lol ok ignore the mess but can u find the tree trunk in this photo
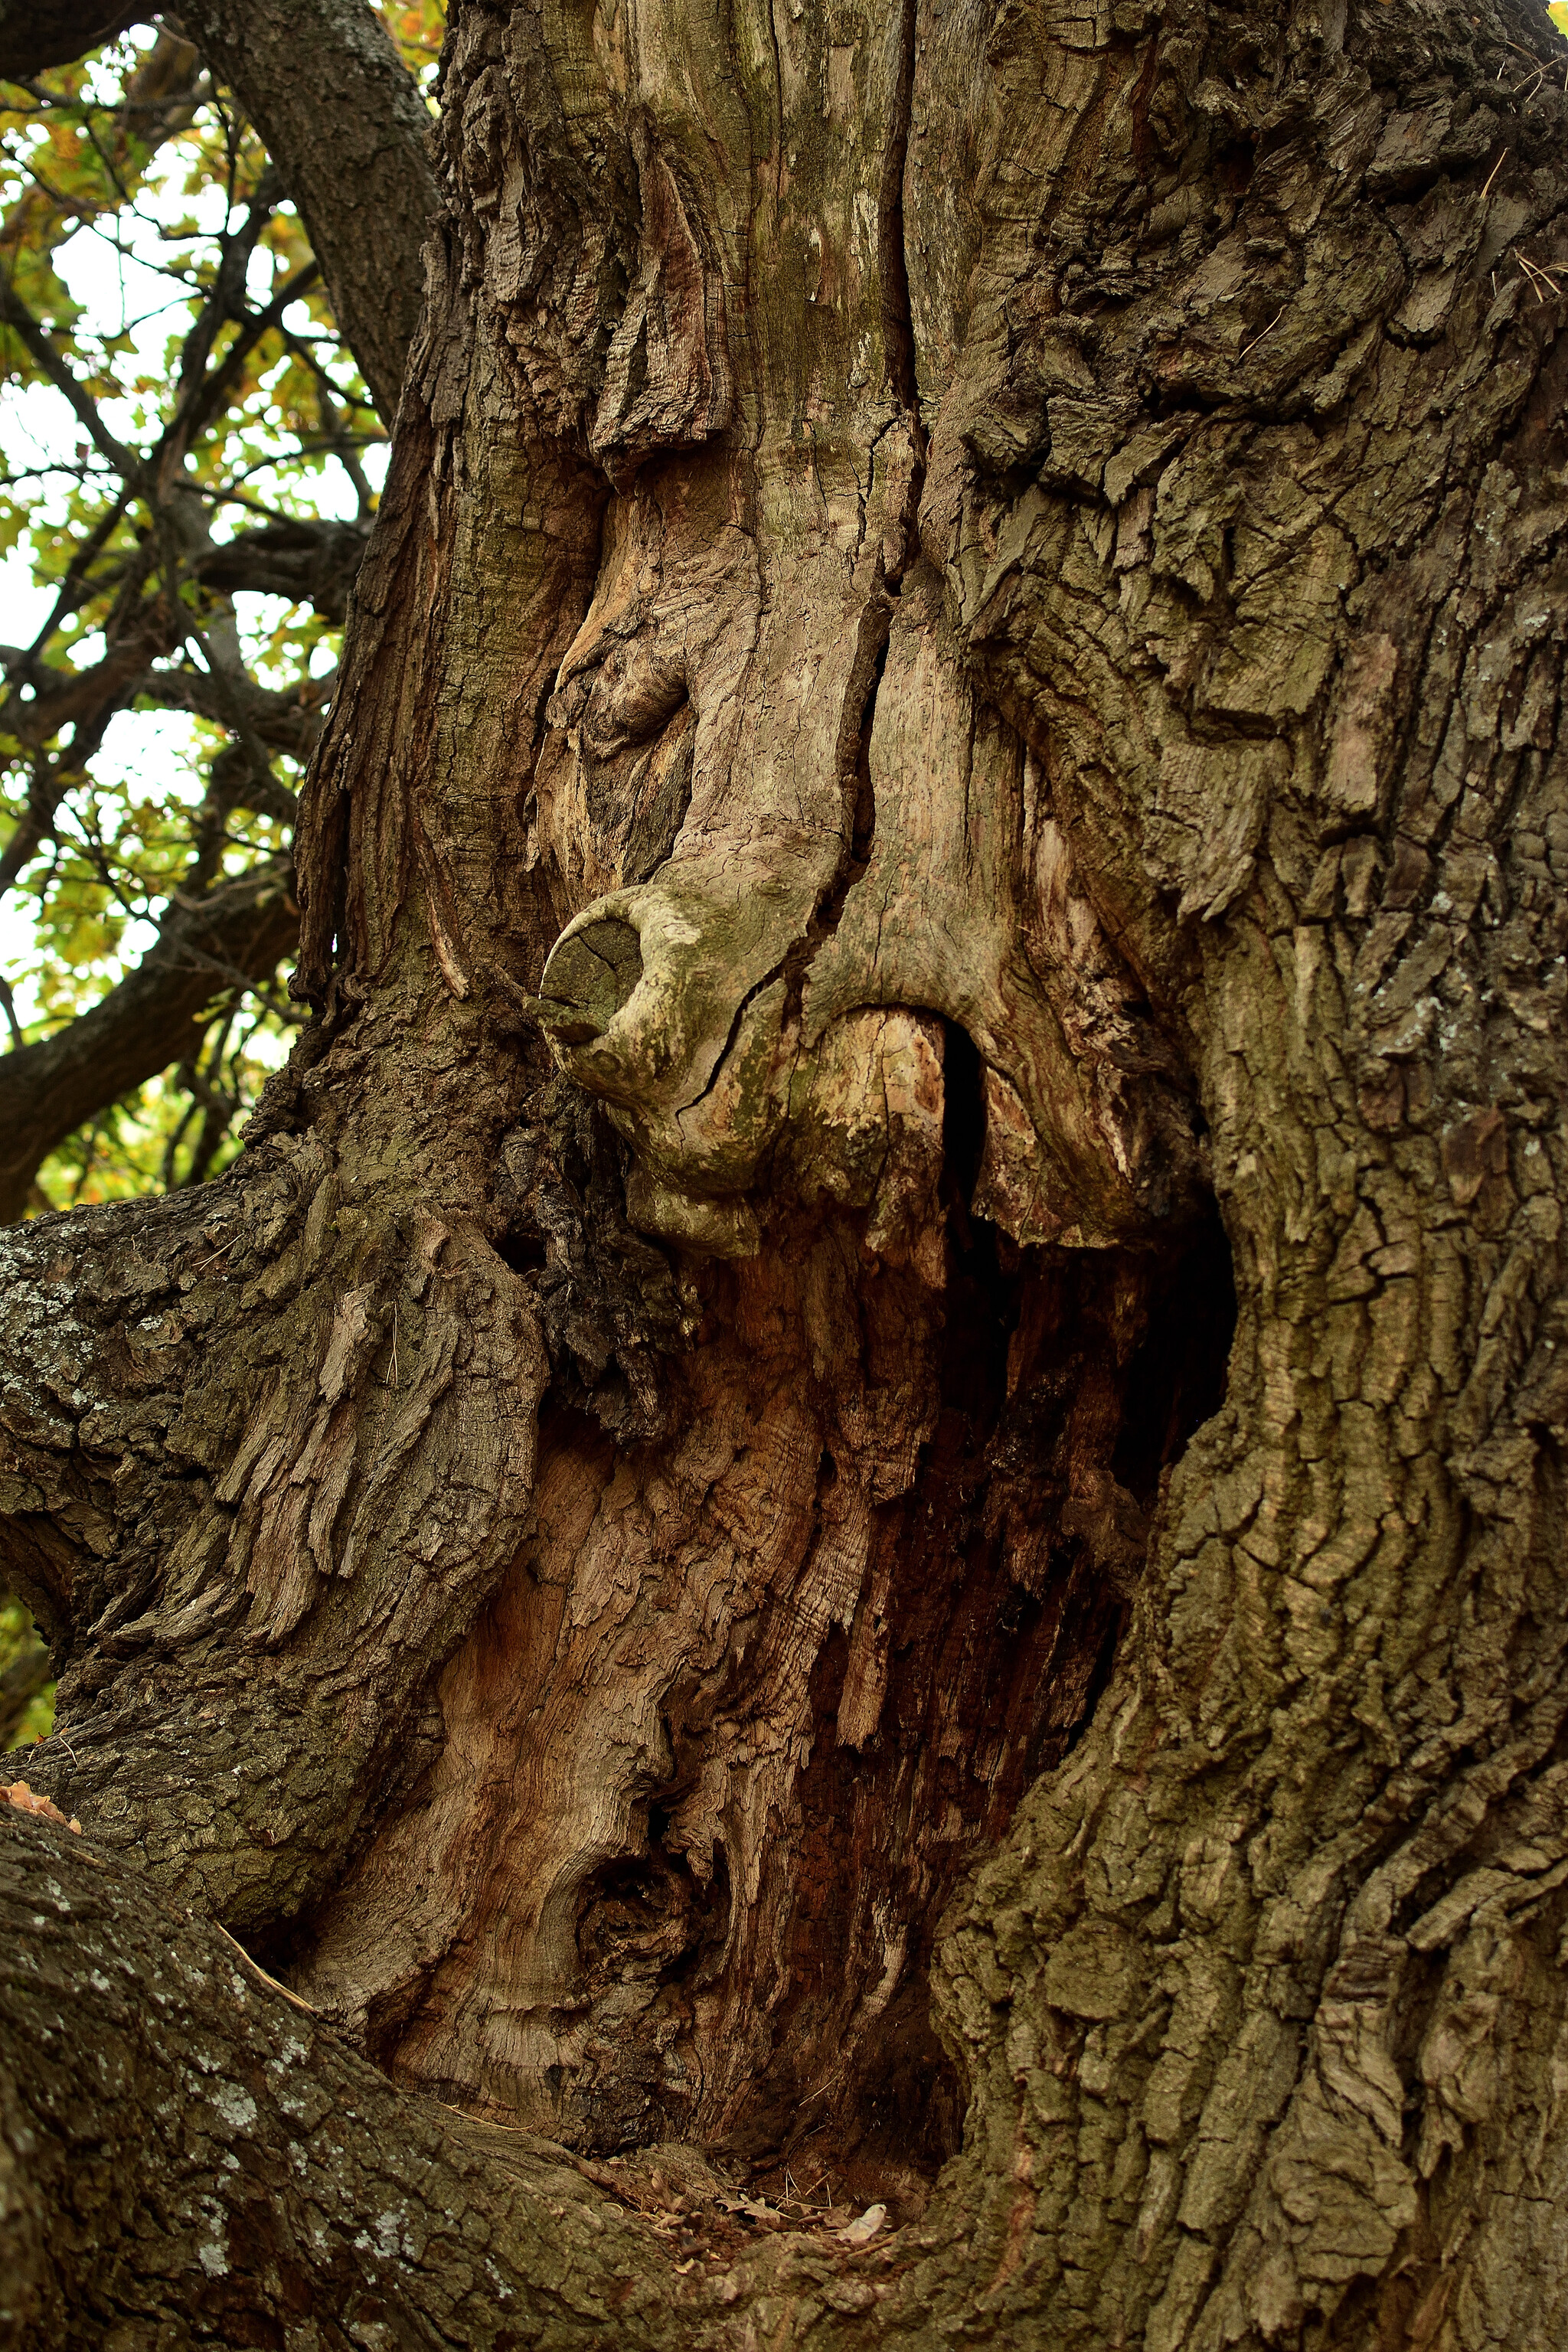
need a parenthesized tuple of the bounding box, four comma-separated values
(6, 1, 1568, 2344)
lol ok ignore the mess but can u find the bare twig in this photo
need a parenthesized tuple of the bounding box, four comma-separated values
(0, 279, 141, 477)
(1237, 306, 1285, 361)
(1514, 247, 1563, 302)
(0, 973, 23, 1052)
(208, 1917, 318, 2014)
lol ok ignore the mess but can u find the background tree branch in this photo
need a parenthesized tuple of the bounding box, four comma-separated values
(0, 861, 298, 1220)
(178, 0, 439, 425)
(1, 20, 411, 1217)
(1, 0, 440, 421)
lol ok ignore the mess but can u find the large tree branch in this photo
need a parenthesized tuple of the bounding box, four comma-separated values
(0, 2, 436, 423)
(1, 1799, 904, 2344)
(176, 0, 438, 424)
(0, 1805, 723, 2349)
(0, 2, 136, 81)
(0, 863, 297, 1223)
(5, 520, 364, 714)
(138, 660, 332, 755)
(194, 517, 369, 624)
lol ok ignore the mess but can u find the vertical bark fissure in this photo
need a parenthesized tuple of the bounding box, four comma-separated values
(667, 0, 937, 1133)
(877, 0, 921, 434)
(669, 555, 897, 1138)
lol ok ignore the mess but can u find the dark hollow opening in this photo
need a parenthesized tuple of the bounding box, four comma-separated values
(942, 1018, 988, 1205)
(1112, 1205, 1236, 1503)
(677, 1194, 1240, 2212)
(287, 1086, 1240, 2227)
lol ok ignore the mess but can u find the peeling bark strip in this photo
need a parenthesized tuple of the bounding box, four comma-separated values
(8, 0, 1568, 2344)
(590, 117, 737, 482)
(0, 1131, 547, 1932)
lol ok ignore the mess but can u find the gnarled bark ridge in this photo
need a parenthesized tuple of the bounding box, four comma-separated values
(5, 1, 1568, 2345)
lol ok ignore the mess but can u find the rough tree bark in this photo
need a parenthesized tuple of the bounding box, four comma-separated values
(5, 0, 1568, 2346)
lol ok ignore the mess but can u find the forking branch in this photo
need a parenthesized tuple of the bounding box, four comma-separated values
(0, 8, 437, 1214)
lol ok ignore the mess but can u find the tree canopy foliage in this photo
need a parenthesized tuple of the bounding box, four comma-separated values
(0, 8, 440, 1220)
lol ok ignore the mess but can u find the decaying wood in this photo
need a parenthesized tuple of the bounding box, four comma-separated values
(6, 0, 1568, 2344)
